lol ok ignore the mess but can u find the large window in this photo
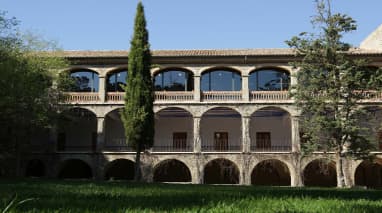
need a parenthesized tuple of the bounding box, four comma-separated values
(107, 70, 127, 92)
(70, 70, 99, 92)
(249, 69, 290, 91)
(201, 70, 241, 91)
(154, 70, 193, 91)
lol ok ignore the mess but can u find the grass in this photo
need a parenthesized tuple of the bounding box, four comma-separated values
(1, 179, 382, 212)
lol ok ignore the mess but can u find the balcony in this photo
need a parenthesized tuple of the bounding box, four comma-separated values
(64, 92, 100, 103)
(62, 90, 382, 104)
(250, 91, 289, 101)
(250, 140, 292, 152)
(202, 91, 242, 102)
(154, 91, 194, 102)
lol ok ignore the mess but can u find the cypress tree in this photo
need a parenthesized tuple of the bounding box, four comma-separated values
(121, 2, 154, 181)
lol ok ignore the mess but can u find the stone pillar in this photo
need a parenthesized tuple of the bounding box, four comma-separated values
(96, 117, 105, 152)
(192, 155, 203, 184)
(194, 75, 201, 102)
(242, 75, 250, 102)
(99, 75, 106, 102)
(241, 116, 251, 153)
(291, 116, 301, 152)
(193, 116, 201, 153)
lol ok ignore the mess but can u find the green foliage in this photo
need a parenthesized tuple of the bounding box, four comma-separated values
(287, 0, 382, 157)
(1, 180, 382, 212)
(286, 0, 382, 187)
(0, 11, 68, 176)
(121, 2, 154, 151)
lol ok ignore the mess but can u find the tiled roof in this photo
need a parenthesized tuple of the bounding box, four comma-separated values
(61, 48, 382, 58)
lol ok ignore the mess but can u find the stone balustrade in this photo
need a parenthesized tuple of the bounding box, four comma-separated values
(63, 90, 382, 104)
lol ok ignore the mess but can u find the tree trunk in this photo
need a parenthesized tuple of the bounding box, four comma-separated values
(336, 152, 346, 188)
(134, 144, 142, 182)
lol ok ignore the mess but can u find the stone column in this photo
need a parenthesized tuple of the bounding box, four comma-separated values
(242, 75, 250, 102)
(194, 75, 201, 102)
(98, 75, 106, 102)
(291, 116, 301, 152)
(193, 116, 201, 153)
(241, 116, 251, 153)
(96, 117, 105, 152)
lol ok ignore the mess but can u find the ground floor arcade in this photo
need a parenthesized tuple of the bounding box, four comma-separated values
(22, 153, 382, 188)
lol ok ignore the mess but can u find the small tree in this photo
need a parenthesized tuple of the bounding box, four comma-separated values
(121, 2, 154, 181)
(0, 11, 68, 176)
(287, 0, 382, 187)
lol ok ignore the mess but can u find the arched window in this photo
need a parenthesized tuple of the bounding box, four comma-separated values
(70, 70, 99, 92)
(201, 70, 241, 91)
(154, 70, 194, 91)
(249, 69, 290, 91)
(107, 70, 127, 92)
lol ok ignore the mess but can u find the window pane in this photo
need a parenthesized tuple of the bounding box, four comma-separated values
(107, 70, 127, 92)
(201, 70, 241, 91)
(70, 71, 99, 92)
(154, 70, 193, 91)
(249, 70, 289, 91)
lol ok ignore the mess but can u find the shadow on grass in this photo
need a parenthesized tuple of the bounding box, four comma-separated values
(0, 179, 382, 212)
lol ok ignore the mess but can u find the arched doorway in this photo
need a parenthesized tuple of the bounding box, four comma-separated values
(251, 159, 291, 186)
(303, 159, 336, 187)
(153, 159, 191, 182)
(104, 159, 135, 180)
(204, 158, 239, 184)
(57, 108, 97, 152)
(25, 159, 45, 177)
(104, 108, 131, 151)
(355, 160, 382, 188)
(58, 159, 92, 179)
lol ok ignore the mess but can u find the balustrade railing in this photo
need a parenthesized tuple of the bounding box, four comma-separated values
(64, 92, 100, 102)
(106, 92, 124, 102)
(154, 91, 194, 102)
(250, 140, 291, 152)
(152, 145, 193, 152)
(250, 91, 289, 101)
(201, 140, 242, 152)
(202, 91, 242, 101)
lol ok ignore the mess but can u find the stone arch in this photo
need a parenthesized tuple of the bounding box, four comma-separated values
(200, 66, 243, 76)
(354, 159, 382, 188)
(154, 107, 193, 152)
(251, 159, 291, 186)
(57, 107, 97, 152)
(204, 158, 240, 184)
(250, 106, 292, 152)
(58, 159, 93, 179)
(303, 158, 336, 187)
(105, 67, 128, 76)
(104, 108, 126, 150)
(153, 67, 195, 77)
(250, 105, 293, 117)
(25, 159, 45, 177)
(201, 106, 242, 118)
(104, 159, 135, 180)
(201, 107, 242, 151)
(153, 159, 192, 182)
(67, 67, 100, 75)
(249, 66, 292, 75)
(155, 106, 193, 116)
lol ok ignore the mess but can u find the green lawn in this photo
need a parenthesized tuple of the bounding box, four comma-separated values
(1, 179, 382, 213)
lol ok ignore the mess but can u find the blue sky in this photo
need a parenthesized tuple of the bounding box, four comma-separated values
(1, 0, 382, 50)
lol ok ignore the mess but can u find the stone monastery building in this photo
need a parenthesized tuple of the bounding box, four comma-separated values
(24, 25, 382, 187)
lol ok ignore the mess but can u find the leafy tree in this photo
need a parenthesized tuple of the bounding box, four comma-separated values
(0, 11, 68, 176)
(121, 2, 154, 181)
(287, 0, 382, 187)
